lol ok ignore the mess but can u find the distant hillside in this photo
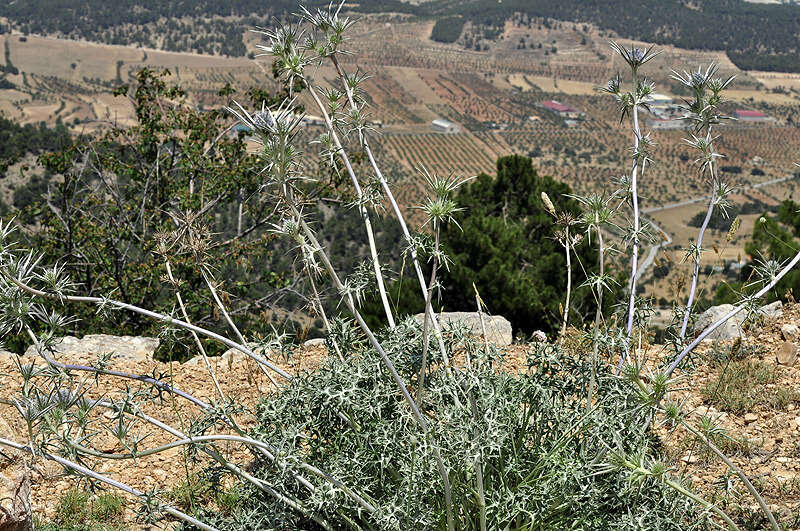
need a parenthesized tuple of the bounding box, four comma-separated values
(3, 0, 800, 72)
(0, 0, 415, 56)
(428, 0, 800, 72)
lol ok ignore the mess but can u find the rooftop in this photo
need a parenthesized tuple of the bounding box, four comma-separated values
(540, 100, 580, 113)
(735, 109, 767, 118)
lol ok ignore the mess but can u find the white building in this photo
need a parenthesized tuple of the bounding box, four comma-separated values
(432, 118, 458, 133)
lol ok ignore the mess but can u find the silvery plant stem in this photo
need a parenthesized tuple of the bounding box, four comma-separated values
(201, 266, 281, 386)
(284, 196, 456, 531)
(4, 271, 292, 380)
(24, 327, 370, 523)
(560, 224, 572, 342)
(23, 326, 216, 412)
(329, 56, 451, 367)
(626, 101, 642, 341)
(0, 437, 220, 531)
(667, 248, 800, 376)
(417, 224, 440, 409)
(679, 175, 717, 340)
(165, 260, 228, 398)
(69, 432, 378, 518)
(586, 229, 604, 415)
(679, 420, 780, 531)
(304, 262, 345, 361)
(363, 134, 452, 366)
(304, 82, 396, 329)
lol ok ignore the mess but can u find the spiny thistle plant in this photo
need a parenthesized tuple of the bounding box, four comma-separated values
(671, 64, 736, 345)
(0, 7, 798, 531)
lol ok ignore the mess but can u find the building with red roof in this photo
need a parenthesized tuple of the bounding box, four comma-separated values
(734, 109, 770, 121)
(538, 100, 584, 119)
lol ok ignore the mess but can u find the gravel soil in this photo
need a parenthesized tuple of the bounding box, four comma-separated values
(3, 306, 800, 528)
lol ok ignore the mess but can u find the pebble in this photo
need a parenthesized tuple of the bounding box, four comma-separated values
(783, 323, 800, 341)
(744, 413, 758, 424)
(777, 341, 798, 366)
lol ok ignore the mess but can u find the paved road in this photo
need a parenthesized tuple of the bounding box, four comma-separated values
(642, 173, 799, 215)
(635, 217, 672, 281)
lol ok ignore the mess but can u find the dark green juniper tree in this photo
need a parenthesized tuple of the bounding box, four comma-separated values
(442, 154, 617, 335)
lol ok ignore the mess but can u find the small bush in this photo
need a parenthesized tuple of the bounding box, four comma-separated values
(36, 489, 127, 531)
(702, 360, 777, 413)
(189, 331, 702, 530)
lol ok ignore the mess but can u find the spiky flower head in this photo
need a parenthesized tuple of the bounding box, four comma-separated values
(542, 192, 556, 217)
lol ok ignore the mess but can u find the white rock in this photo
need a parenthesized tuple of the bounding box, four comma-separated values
(744, 413, 758, 424)
(782, 323, 800, 342)
(183, 343, 273, 369)
(412, 312, 513, 346)
(0, 418, 31, 531)
(23, 335, 159, 363)
(693, 304, 745, 340)
(0, 464, 31, 531)
(760, 300, 784, 320)
(303, 338, 326, 348)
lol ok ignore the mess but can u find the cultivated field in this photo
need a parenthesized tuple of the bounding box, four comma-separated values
(2, 12, 800, 300)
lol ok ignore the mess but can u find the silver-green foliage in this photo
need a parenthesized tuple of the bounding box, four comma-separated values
(199, 327, 703, 530)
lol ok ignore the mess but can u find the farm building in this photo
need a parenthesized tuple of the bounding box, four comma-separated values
(303, 114, 324, 126)
(649, 118, 685, 130)
(432, 118, 459, 133)
(538, 100, 584, 119)
(649, 93, 673, 108)
(734, 109, 770, 122)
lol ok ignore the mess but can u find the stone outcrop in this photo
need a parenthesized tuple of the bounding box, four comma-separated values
(693, 301, 787, 340)
(0, 419, 31, 531)
(693, 304, 745, 340)
(23, 335, 159, 363)
(183, 344, 275, 367)
(781, 323, 799, 342)
(760, 300, 784, 320)
(412, 311, 513, 346)
(777, 341, 798, 366)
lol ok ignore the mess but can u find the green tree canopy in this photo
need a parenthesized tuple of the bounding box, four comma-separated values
(441, 154, 607, 335)
(717, 200, 800, 304)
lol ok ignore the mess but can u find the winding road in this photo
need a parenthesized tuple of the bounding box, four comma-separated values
(635, 172, 800, 281)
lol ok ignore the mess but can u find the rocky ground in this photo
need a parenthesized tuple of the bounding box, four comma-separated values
(1, 305, 800, 529)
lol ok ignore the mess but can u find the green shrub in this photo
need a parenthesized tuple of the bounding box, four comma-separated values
(188, 326, 702, 530)
(35, 489, 127, 531)
(702, 360, 777, 414)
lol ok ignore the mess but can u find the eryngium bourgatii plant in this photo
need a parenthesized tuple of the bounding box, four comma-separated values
(0, 6, 794, 530)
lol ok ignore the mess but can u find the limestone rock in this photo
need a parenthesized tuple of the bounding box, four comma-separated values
(23, 335, 159, 363)
(744, 413, 758, 424)
(693, 304, 745, 340)
(0, 419, 31, 531)
(777, 341, 798, 366)
(183, 343, 272, 368)
(412, 312, 513, 346)
(0, 464, 31, 531)
(782, 323, 800, 341)
(303, 338, 326, 348)
(760, 300, 784, 320)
